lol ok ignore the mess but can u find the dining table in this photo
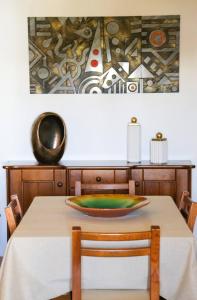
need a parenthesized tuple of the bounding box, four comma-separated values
(0, 195, 197, 300)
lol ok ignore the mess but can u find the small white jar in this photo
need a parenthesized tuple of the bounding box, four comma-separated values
(150, 132, 168, 164)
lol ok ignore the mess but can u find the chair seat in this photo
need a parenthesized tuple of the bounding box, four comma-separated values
(82, 289, 149, 300)
(52, 290, 166, 300)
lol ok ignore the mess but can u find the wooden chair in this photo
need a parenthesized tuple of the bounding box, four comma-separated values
(5, 194, 23, 235)
(179, 191, 197, 232)
(72, 225, 160, 300)
(75, 180, 135, 196)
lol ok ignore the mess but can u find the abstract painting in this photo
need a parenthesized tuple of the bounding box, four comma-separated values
(28, 15, 180, 94)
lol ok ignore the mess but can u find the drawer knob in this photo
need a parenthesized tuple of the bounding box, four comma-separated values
(96, 176, 102, 182)
(57, 181, 63, 187)
(135, 182, 140, 187)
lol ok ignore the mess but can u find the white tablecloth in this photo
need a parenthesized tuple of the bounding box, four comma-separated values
(0, 196, 197, 300)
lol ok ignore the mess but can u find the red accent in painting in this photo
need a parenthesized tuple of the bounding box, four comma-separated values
(149, 30, 166, 47)
(93, 49, 99, 55)
(91, 60, 98, 67)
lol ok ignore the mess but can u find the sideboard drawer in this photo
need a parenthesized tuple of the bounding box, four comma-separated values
(82, 170, 114, 184)
(144, 169, 175, 181)
(68, 169, 129, 194)
(22, 170, 54, 181)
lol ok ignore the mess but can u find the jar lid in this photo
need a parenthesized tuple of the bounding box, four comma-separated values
(152, 132, 167, 141)
(128, 116, 140, 126)
(131, 117, 137, 123)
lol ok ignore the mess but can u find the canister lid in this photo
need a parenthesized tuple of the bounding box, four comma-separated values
(131, 117, 137, 123)
(152, 132, 167, 141)
(128, 116, 140, 126)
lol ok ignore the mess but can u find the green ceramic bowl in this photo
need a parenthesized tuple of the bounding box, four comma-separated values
(66, 194, 150, 217)
(73, 195, 139, 209)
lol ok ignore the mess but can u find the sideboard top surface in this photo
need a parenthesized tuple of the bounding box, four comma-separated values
(3, 160, 195, 169)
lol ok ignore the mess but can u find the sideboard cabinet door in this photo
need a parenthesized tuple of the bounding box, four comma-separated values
(6, 168, 66, 213)
(131, 167, 191, 206)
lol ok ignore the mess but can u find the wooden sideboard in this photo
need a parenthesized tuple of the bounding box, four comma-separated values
(3, 160, 195, 214)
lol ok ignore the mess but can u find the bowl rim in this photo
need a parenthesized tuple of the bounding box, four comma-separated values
(66, 194, 149, 211)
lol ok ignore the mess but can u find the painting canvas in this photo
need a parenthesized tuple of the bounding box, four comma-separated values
(28, 15, 180, 94)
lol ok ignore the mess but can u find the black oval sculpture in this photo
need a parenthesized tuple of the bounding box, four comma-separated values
(31, 112, 66, 164)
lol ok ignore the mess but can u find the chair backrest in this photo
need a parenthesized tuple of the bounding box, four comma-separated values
(5, 194, 23, 235)
(10, 194, 23, 218)
(72, 225, 160, 300)
(75, 180, 135, 196)
(179, 191, 197, 232)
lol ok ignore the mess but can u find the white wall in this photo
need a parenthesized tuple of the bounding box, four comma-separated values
(0, 0, 197, 255)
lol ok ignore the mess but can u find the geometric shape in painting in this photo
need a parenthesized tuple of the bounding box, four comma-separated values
(150, 63, 157, 71)
(85, 20, 103, 74)
(29, 42, 43, 69)
(149, 30, 166, 47)
(131, 49, 138, 57)
(144, 56, 151, 64)
(127, 82, 138, 93)
(78, 76, 102, 94)
(28, 15, 180, 94)
(118, 62, 129, 74)
(156, 68, 163, 76)
(129, 64, 154, 93)
(125, 38, 138, 56)
(106, 21, 120, 35)
(104, 36, 112, 63)
(75, 27, 93, 39)
(101, 67, 124, 90)
(49, 73, 76, 94)
(158, 76, 171, 86)
(128, 64, 154, 79)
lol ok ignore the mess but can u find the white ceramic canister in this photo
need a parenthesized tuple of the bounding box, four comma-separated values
(150, 132, 168, 164)
(127, 117, 141, 162)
